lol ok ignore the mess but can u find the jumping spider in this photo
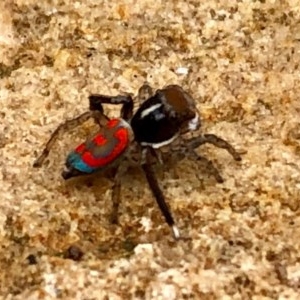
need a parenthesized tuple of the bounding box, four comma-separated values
(33, 83, 241, 240)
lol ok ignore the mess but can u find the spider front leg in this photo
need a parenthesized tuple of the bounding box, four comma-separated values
(33, 110, 105, 167)
(141, 147, 180, 240)
(187, 134, 242, 162)
(89, 94, 133, 121)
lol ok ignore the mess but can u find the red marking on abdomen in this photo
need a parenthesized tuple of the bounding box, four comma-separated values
(81, 127, 130, 168)
(106, 127, 130, 161)
(75, 143, 86, 153)
(107, 118, 120, 128)
(93, 134, 107, 146)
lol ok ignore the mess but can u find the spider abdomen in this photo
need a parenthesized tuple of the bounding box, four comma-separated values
(62, 118, 132, 179)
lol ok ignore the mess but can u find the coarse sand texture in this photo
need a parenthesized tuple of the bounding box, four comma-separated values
(0, 1, 300, 299)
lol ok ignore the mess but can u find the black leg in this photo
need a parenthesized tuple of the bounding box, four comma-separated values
(141, 147, 180, 239)
(187, 134, 242, 161)
(89, 94, 134, 121)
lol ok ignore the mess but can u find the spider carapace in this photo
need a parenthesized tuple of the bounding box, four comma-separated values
(34, 84, 241, 240)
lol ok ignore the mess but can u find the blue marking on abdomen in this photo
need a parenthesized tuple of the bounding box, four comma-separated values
(66, 152, 95, 173)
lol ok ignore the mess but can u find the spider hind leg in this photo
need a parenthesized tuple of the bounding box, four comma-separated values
(33, 111, 98, 168)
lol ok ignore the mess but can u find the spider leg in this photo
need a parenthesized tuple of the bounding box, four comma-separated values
(141, 147, 180, 240)
(110, 174, 121, 224)
(110, 163, 128, 224)
(187, 134, 242, 161)
(89, 94, 133, 121)
(33, 111, 105, 167)
(137, 83, 154, 104)
(149, 147, 164, 165)
(189, 150, 224, 183)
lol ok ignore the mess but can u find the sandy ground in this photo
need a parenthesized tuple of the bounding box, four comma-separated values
(0, 0, 300, 299)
